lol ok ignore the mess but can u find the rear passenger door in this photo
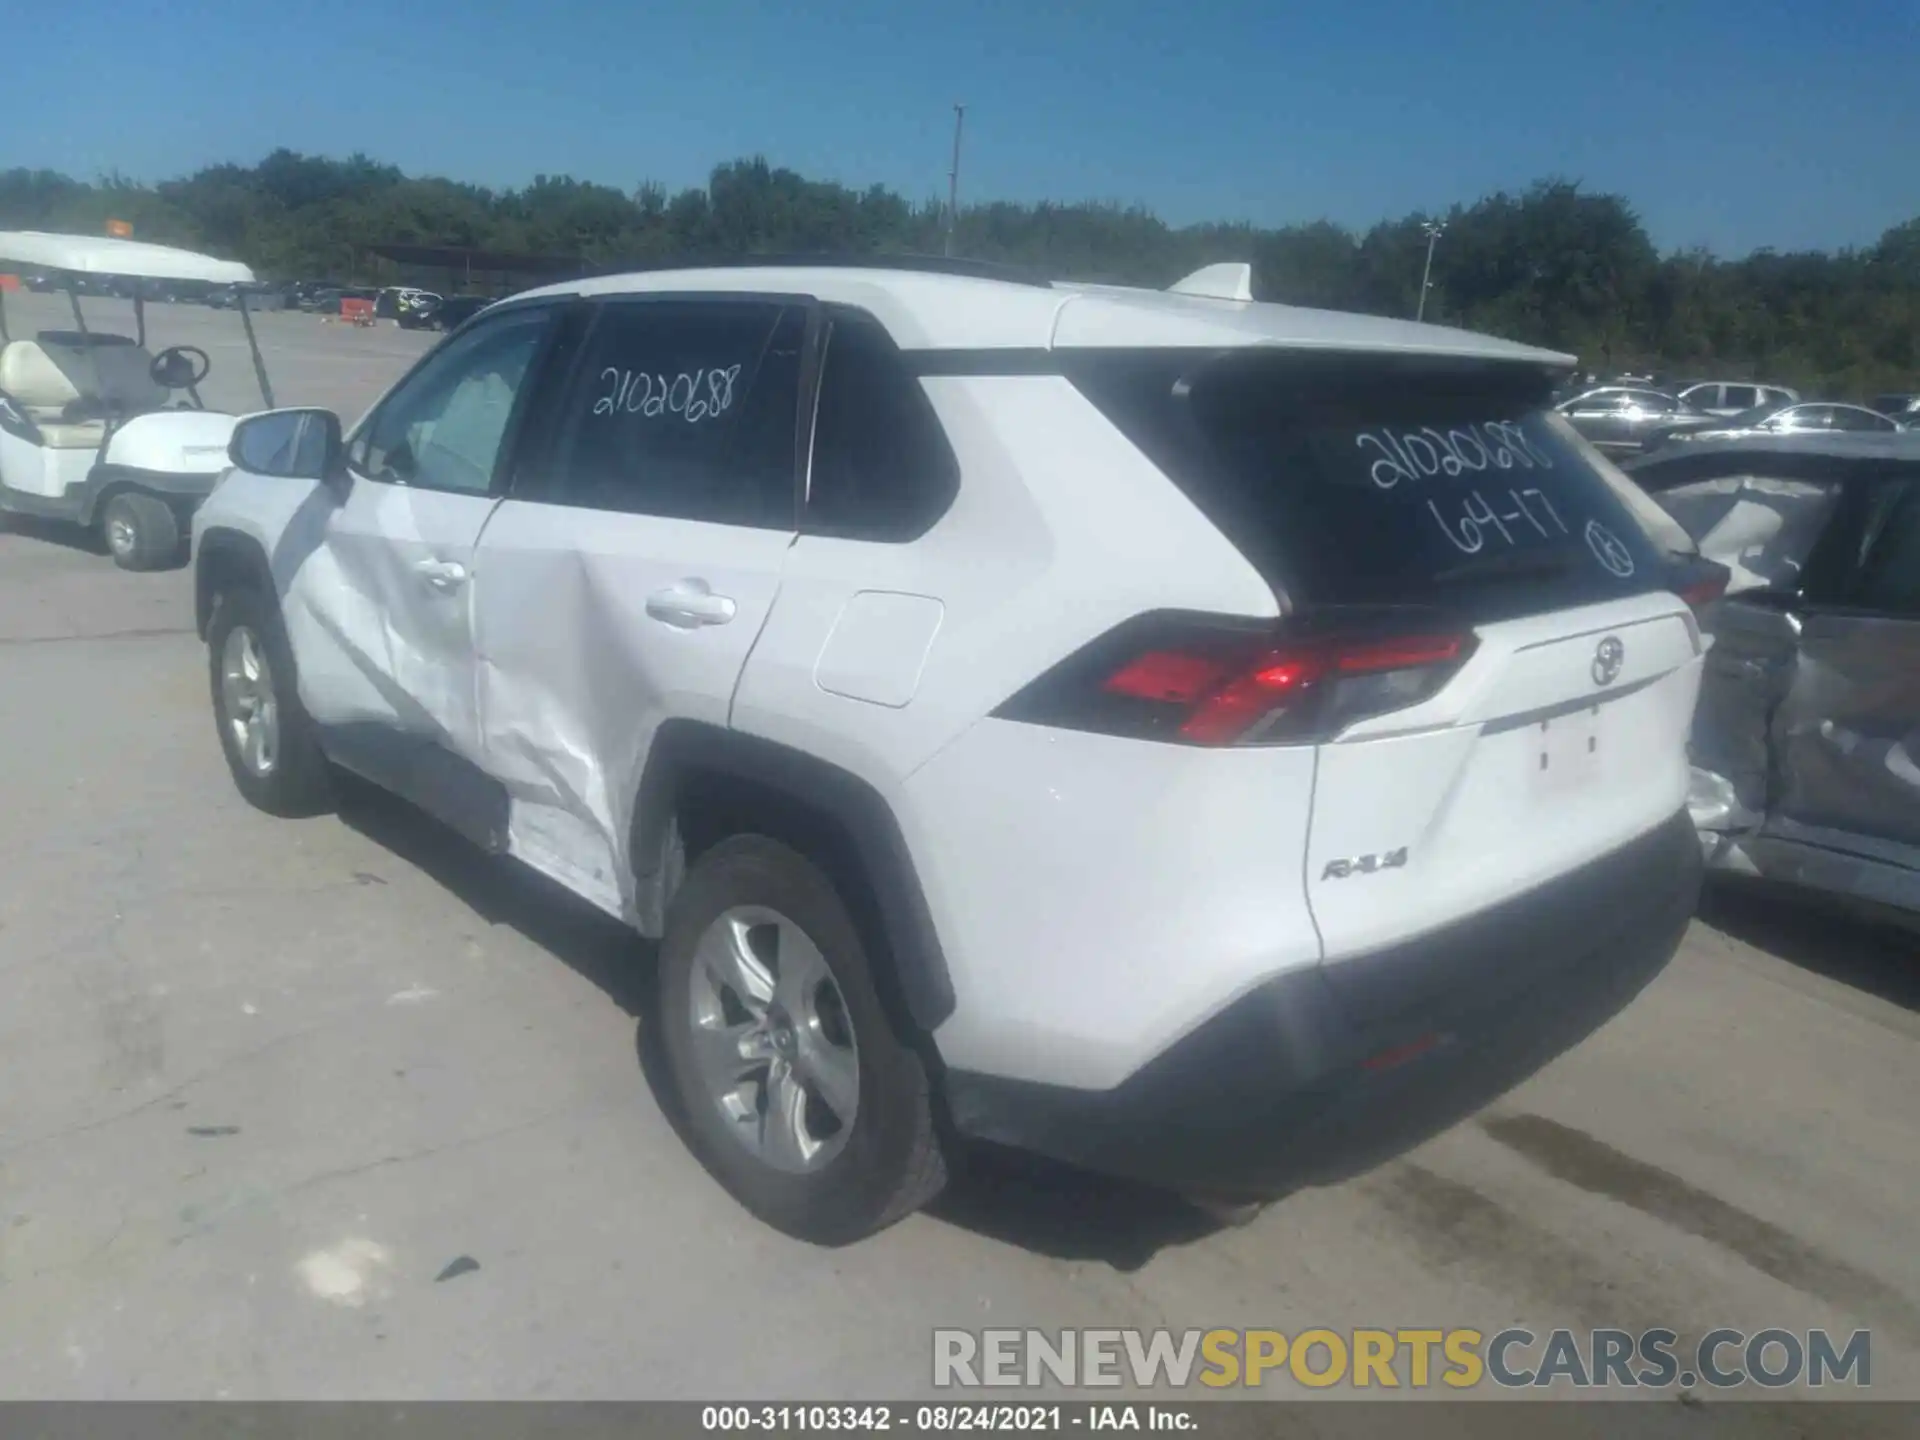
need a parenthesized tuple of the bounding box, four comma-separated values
(470, 297, 810, 916)
(1771, 480, 1920, 875)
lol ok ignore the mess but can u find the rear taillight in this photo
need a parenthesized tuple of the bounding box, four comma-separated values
(1673, 556, 1731, 611)
(994, 615, 1477, 746)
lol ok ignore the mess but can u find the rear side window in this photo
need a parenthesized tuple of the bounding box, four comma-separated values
(1852, 483, 1920, 616)
(549, 300, 804, 528)
(1068, 352, 1669, 619)
(1652, 474, 1842, 596)
(805, 313, 959, 542)
(1723, 385, 1759, 410)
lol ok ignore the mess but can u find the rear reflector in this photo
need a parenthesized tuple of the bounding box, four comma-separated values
(996, 614, 1476, 747)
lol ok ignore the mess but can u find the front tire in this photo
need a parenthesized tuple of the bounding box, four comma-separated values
(100, 491, 180, 571)
(655, 835, 948, 1244)
(206, 585, 333, 817)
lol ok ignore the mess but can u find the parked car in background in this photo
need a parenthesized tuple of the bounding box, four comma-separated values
(1678, 381, 1800, 417)
(424, 294, 493, 330)
(1651, 401, 1904, 449)
(1871, 393, 1920, 422)
(1555, 386, 1720, 454)
(1626, 432, 1920, 929)
(395, 290, 446, 329)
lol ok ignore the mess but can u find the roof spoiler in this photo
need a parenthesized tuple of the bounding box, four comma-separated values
(1168, 262, 1253, 302)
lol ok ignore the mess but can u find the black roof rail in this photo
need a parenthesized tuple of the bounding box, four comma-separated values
(580, 252, 1057, 289)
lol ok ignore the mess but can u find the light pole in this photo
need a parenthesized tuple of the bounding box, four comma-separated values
(944, 103, 966, 258)
(1416, 219, 1445, 322)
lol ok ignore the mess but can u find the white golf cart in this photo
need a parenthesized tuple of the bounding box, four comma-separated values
(0, 231, 278, 569)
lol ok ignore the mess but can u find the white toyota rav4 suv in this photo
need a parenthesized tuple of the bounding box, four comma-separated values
(193, 257, 1710, 1244)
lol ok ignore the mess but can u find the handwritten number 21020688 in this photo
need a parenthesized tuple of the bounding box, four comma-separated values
(593, 364, 743, 424)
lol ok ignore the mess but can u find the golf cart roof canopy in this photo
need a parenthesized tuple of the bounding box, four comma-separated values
(0, 231, 255, 285)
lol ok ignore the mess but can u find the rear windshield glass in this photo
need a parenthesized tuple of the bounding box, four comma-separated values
(1067, 351, 1670, 619)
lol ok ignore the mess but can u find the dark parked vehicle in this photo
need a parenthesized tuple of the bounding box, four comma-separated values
(1651, 400, 1903, 449)
(1625, 433, 1920, 927)
(424, 294, 493, 330)
(1555, 386, 1720, 454)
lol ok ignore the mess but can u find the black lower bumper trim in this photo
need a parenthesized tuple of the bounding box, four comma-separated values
(945, 810, 1702, 1199)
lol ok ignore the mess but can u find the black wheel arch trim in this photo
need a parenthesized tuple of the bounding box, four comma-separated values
(632, 718, 956, 1032)
(194, 526, 276, 640)
(83, 464, 222, 526)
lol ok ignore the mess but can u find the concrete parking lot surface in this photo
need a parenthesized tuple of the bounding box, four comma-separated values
(1, 294, 1917, 1415)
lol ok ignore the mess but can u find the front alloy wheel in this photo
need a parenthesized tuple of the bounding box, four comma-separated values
(219, 623, 280, 777)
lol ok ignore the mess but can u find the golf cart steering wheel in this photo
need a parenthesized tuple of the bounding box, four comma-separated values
(151, 345, 212, 391)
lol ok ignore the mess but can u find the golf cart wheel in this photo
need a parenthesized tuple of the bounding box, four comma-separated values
(100, 492, 180, 571)
(206, 585, 333, 817)
(654, 835, 949, 1245)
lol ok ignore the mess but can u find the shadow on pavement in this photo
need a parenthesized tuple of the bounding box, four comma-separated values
(330, 774, 1238, 1266)
(927, 1145, 1228, 1270)
(331, 772, 653, 1017)
(0, 511, 109, 556)
(1700, 878, 1920, 1013)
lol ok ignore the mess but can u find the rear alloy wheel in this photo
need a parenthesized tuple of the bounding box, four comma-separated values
(655, 836, 947, 1244)
(100, 491, 180, 571)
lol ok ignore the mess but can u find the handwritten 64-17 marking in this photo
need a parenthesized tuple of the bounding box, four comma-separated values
(1427, 486, 1570, 554)
(593, 363, 743, 424)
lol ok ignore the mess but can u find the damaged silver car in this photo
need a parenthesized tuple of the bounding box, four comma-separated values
(1626, 433, 1920, 926)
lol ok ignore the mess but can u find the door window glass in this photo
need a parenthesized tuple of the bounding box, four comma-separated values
(1854, 485, 1920, 616)
(358, 308, 553, 494)
(551, 301, 802, 528)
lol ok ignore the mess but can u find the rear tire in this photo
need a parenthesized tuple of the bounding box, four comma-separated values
(654, 835, 948, 1244)
(101, 491, 180, 571)
(207, 584, 334, 817)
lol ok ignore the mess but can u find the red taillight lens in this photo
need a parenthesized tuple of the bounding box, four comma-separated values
(1671, 555, 1731, 613)
(998, 615, 1475, 747)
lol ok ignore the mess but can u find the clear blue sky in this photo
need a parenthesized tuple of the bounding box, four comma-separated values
(12, 0, 1918, 256)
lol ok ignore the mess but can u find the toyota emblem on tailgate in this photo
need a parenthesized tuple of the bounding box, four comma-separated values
(1591, 636, 1625, 686)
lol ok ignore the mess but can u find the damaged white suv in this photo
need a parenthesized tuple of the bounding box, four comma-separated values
(193, 258, 1709, 1243)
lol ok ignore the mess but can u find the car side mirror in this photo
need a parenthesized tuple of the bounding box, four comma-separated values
(228, 408, 347, 490)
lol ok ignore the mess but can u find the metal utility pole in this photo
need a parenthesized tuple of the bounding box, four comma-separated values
(1416, 219, 1445, 322)
(944, 104, 967, 257)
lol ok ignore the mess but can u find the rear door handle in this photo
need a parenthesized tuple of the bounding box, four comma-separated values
(646, 580, 737, 629)
(415, 558, 468, 592)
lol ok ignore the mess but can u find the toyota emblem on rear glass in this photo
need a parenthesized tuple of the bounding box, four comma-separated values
(1592, 636, 1625, 687)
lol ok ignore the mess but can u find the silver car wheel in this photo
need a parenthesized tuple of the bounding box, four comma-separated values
(219, 625, 280, 777)
(687, 904, 861, 1174)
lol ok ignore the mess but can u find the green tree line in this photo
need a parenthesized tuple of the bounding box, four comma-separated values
(3, 149, 1916, 399)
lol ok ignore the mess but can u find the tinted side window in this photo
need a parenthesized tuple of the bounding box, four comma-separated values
(1853, 484, 1920, 616)
(1829, 407, 1894, 432)
(551, 301, 804, 527)
(356, 308, 553, 494)
(1722, 385, 1759, 410)
(804, 314, 960, 542)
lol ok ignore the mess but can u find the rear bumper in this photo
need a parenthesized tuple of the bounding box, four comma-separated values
(945, 809, 1701, 1199)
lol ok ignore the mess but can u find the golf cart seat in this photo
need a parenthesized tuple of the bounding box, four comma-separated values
(0, 333, 168, 449)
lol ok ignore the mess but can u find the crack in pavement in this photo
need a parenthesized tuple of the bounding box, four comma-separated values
(0, 626, 196, 648)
